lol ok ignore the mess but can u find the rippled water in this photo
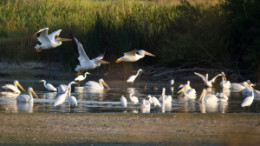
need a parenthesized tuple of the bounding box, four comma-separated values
(0, 80, 259, 113)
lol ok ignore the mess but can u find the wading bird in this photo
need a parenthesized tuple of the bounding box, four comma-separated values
(73, 37, 109, 76)
(67, 84, 77, 107)
(16, 87, 39, 103)
(115, 49, 155, 63)
(39, 80, 57, 92)
(34, 28, 71, 52)
(120, 95, 127, 108)
(127, 69, 143, 85)
(194, 72, 222, 87)
(129, 92, 139, 105)
(54, 81, 78, 106)
(85, 79, 110, 90)
(74, 72, 91, 82)
(2, 80, 26, 94)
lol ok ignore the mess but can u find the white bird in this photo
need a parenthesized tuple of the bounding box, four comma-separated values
(73, 37, 109, 76)
(57, 84, 68, 94)
(34, 28, 71, 52)
(16, 87, 39, 103)
(141, 99, 151, 109)
(39, 80, 57, 92)
(115, 49, 155, 63)
(216, 92, 228, 102)
(129, 92, 139, 105)
(231, 80, 255, 92)
(127, 69, 143, 84)
(160, 88, 172, 103)
(2, 80, 26, 94)
(199, 89, 219, 103)
(74, 72, 91, 82)
(120, 95, 127, 108)
(220, 72, 231, 89)
(147, 95, 161, 107)
(241, 89, 254, 107)
(67, 85, 77, 107)
(177, 85, 196, 100)
(170, 79, 174, 86)
(194, 72, 222, 87)
(85, 79, 110, 90)
(54, 81, 78, 106)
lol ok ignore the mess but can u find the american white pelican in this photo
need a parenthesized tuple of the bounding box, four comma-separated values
(115, 49, 155, 63)
(231, 80, 255, 92)
(220, 72, 231, 89)
(54, 81, 78, 106)
(129, 92, 139, 105)
(57, 84, 68, 94)
(241, 89, 254, 107)
(74, 72, 91, 82)
(73, 37, 109, 76)
(177, 85, 196, 100)
(85, 79, 110, 90)
(147, 95, 161, 107)
(16, 87, 39, 103)
(199, 89, 219, 103)
(34, 28, 71, 52)
(39, 80, 57, 92)
(141, 99, 151, 113)
(216, 92, 228, 102)
(160, 88, 172, 103)
(0, 92, 19, 98)
(2, 80, 26, 94)
(194, 72, 221, 87)
(120, 95, 127, 108)
(126, 69, 143, 84)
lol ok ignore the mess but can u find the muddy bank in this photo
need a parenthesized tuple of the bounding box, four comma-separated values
(0, 113, 259, 145)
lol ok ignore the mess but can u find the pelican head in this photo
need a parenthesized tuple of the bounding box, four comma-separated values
(14, 80, 26, 92)
(57, 37, 72, 42)
(199, 89, 207, 101)
(138, 50, 155, 57)
(99, 79, 110, 89)
(28, 87, 39, 99)
(177, 85, 187, 94)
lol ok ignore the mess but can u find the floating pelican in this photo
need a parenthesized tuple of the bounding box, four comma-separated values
(177, 85, 196, 100)
(177, 81, 192, 98)
(85, 79, 110, 90)
(2, 80, 26, 94)
(141, 99, 151, 113)
(129, 92, 139, 105)
(54, 81, 78, 106)
(74, 72, 91, 82)
(127, 69, 143, 84)
(39, 80, 57, 92)
(199, 89, 218, 103)
(216, 92, 228, 102)
(73, 37, 109, 75)
(241, 89, 254, 107)
(16, 87, 39, 103)
(34, 28, 71, 52)
(160, 88, 172, 104)
(231, 80, 255, 92)
(147, 95, 161, 107)
(220, 72, 231, 89)
(115, 49, 155, 63)
(194, 72, 221, 87)
(120, 95, 127, 108)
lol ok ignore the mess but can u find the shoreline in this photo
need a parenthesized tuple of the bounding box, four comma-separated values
(0, 113, 259, 145)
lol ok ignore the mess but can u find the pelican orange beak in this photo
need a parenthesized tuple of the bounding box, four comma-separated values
(58, 37, 72, 41)
(143, 51, 155, 57)
(16, 82, 26, 92)
(97, 59, 110, 64)
(199, 90, 206, 101)
(177, 86, 187, 94)
(35, 48, 42, 53)
(115, 58, 124, 63)
(101, 80, 110, 89)
(30, 89, 39, 99)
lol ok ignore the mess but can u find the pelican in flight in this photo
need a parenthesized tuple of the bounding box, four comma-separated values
(127, 69, 143, 84)
(199, 89, 219, 103)
(16, 87, 39, 103)
(54, 81, 78, 106)
(85, 79, 110, 90)
(73, 37, 109, 76)
(115, 49, 155, 63)
(220, 72, 231, 89)
(74, 72, 91, 82)
(39, 80, 57, 92)
(120, 95, 127, 108)
(194, 72, 222, 87)
(241, 88, 254, 107)
(2, 80, 26, 94)
(177, 85, 196, 100)
(34, 28, 71, 52)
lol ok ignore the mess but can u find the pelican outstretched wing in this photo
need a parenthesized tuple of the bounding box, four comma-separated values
(34, 28, 50, 43)
(124, 49, 138, 56)
(194, 72, 206, 82)
(209, 74, 222, 83)
(48, 29, 62, 41)
(73, 37, 91, 65)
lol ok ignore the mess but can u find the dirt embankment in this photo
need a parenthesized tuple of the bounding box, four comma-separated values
(0, 113, 259, 145)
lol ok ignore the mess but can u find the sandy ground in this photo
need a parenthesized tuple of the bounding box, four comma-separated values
(0, 113, 259, 145)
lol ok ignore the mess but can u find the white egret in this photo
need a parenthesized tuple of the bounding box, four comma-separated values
(199, 89, 219, 103)
(2, 80, 26, 94)
(74, 72, 91, 82)
(194, 72, 222, 87)
(34, 28, 71, 52)
(67, 85, 77, 107)
(85, 79, 110, 90)
(115, 49, 155, 63)
(129, 92, 139, 105)
(73, 37, 109, 76)
(241, 89, 254, 107)
(126, 69, 143, 84)
(220, 72, 231, 89)
(147, 95, 161, 107)
(16, 87, 39, 103)
(39, 80, 57, 92)
(120, 95, 127, 108)
(177, 85, 196, 100)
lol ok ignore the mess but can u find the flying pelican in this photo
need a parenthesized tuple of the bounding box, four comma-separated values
(34, 28, 72, 52)
(147, 95, 161, 107)
(16, 87, 39, 103)
(85, 79, 110, 90)
(74, 72, 91, 82)
(54, 81, 78, 106)
(120, 95, 127, 108)
(220, 72, 231, 89)
(241, 89, 254, 107)
(73, 37, 109, 76)
(2, 80, 26, 94)
(129, 92, 139, 105)
(177, 85, 196, 100)
(127, 69, 143, 84)
(115, 49, 155, 63)
(194, 72, 222, 87)
(199, 89, 219, 103)
(39, 80, 57, 92)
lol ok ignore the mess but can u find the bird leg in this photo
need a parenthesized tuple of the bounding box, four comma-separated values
(76, 70, 84, 76)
